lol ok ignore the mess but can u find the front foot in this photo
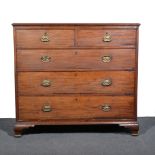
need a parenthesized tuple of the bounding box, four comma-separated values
(14, 123, 34, 137)
(119, 123, 139, 136)
(130, 124, 139, 136)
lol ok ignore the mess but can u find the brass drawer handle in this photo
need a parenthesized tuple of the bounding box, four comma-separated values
(101, 105, 111, 112)
(101, 79, 112, 86)
(41, 80, 51, 87)
(41, 32, 50, 42)
(103, 32, 112, 42)
(41, 56, 51, 62)
(42, 105, 52, 112)
(102, 56, 112, 63)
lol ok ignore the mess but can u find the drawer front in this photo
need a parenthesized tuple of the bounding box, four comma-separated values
(77, 29, 136, 48)
(18, 71, 134, 95)
(16, 30, 74, 48)
(18, 96, 135, 121)
(17, 49, 135, 71)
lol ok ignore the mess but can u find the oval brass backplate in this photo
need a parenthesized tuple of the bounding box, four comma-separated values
(101, 79, 112, 86)
(101, 105, 111, 112)
(41, 56, 51, 62)
(102, 56, 112, 63)
(41, 80, 51, 87)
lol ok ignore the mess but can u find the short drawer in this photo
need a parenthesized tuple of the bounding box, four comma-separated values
(17, 71, 134, 95)
(17, 49, 135, 71)
(18, 96, 135, 121)
(77, 29, 136, 48)
(16, 30, 74, 48)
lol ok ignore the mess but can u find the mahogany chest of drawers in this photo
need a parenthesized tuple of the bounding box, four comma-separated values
(13, 23, 140, 137)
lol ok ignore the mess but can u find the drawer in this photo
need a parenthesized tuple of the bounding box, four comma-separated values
(17, 49, 135, 71)
(18, 96, 135, 121)
(16, 30, 74, 48)
(18, 71, 134, 95)
(77, 29, 136, 48)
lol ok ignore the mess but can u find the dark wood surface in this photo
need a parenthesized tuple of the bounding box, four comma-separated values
(13, 23, 139, 137)
(18, 96, 134, 120)
(17, 49, 135, 71)
(16, 30, 74, 48)
(12, 23, 140, 26)
(77, 29, 136, 48)
(17, 71, 134, 95)
(16, 29, 136, 49)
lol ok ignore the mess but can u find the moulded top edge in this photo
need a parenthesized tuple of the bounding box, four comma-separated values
(12, 23, 140, 26)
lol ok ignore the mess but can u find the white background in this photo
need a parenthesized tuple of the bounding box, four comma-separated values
(0, 0, 154, 118)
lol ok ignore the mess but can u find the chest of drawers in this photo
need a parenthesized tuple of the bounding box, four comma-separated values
(13, 23, 140, 137)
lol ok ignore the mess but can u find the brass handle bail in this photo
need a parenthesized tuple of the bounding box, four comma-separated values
(42, 105, 52, 112)
(101, 105, 111, 112)
(41, 56, 51, 62)
(41, 80, 51, 87)
(101, 79, 112, 86)
(103, 32, 112, 42)
(41, 32, 50, 42)
(102, 55, 112, 63)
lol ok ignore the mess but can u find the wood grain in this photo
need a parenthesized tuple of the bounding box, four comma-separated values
(17, 71, 134, 95)
(13, 23, 139, 136)
(16, 30, 74, 48)
(77, 29, 136, 48)
(18, 96, 135, 121)
(17, 49, 136, 71)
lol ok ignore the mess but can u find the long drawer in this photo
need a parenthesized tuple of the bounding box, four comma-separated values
(18, 96, 135, 121)
(17, 71, 134, 95)
(17, 49, 135, 71)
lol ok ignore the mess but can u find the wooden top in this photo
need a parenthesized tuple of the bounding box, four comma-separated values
(12, 23, 140, 26)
